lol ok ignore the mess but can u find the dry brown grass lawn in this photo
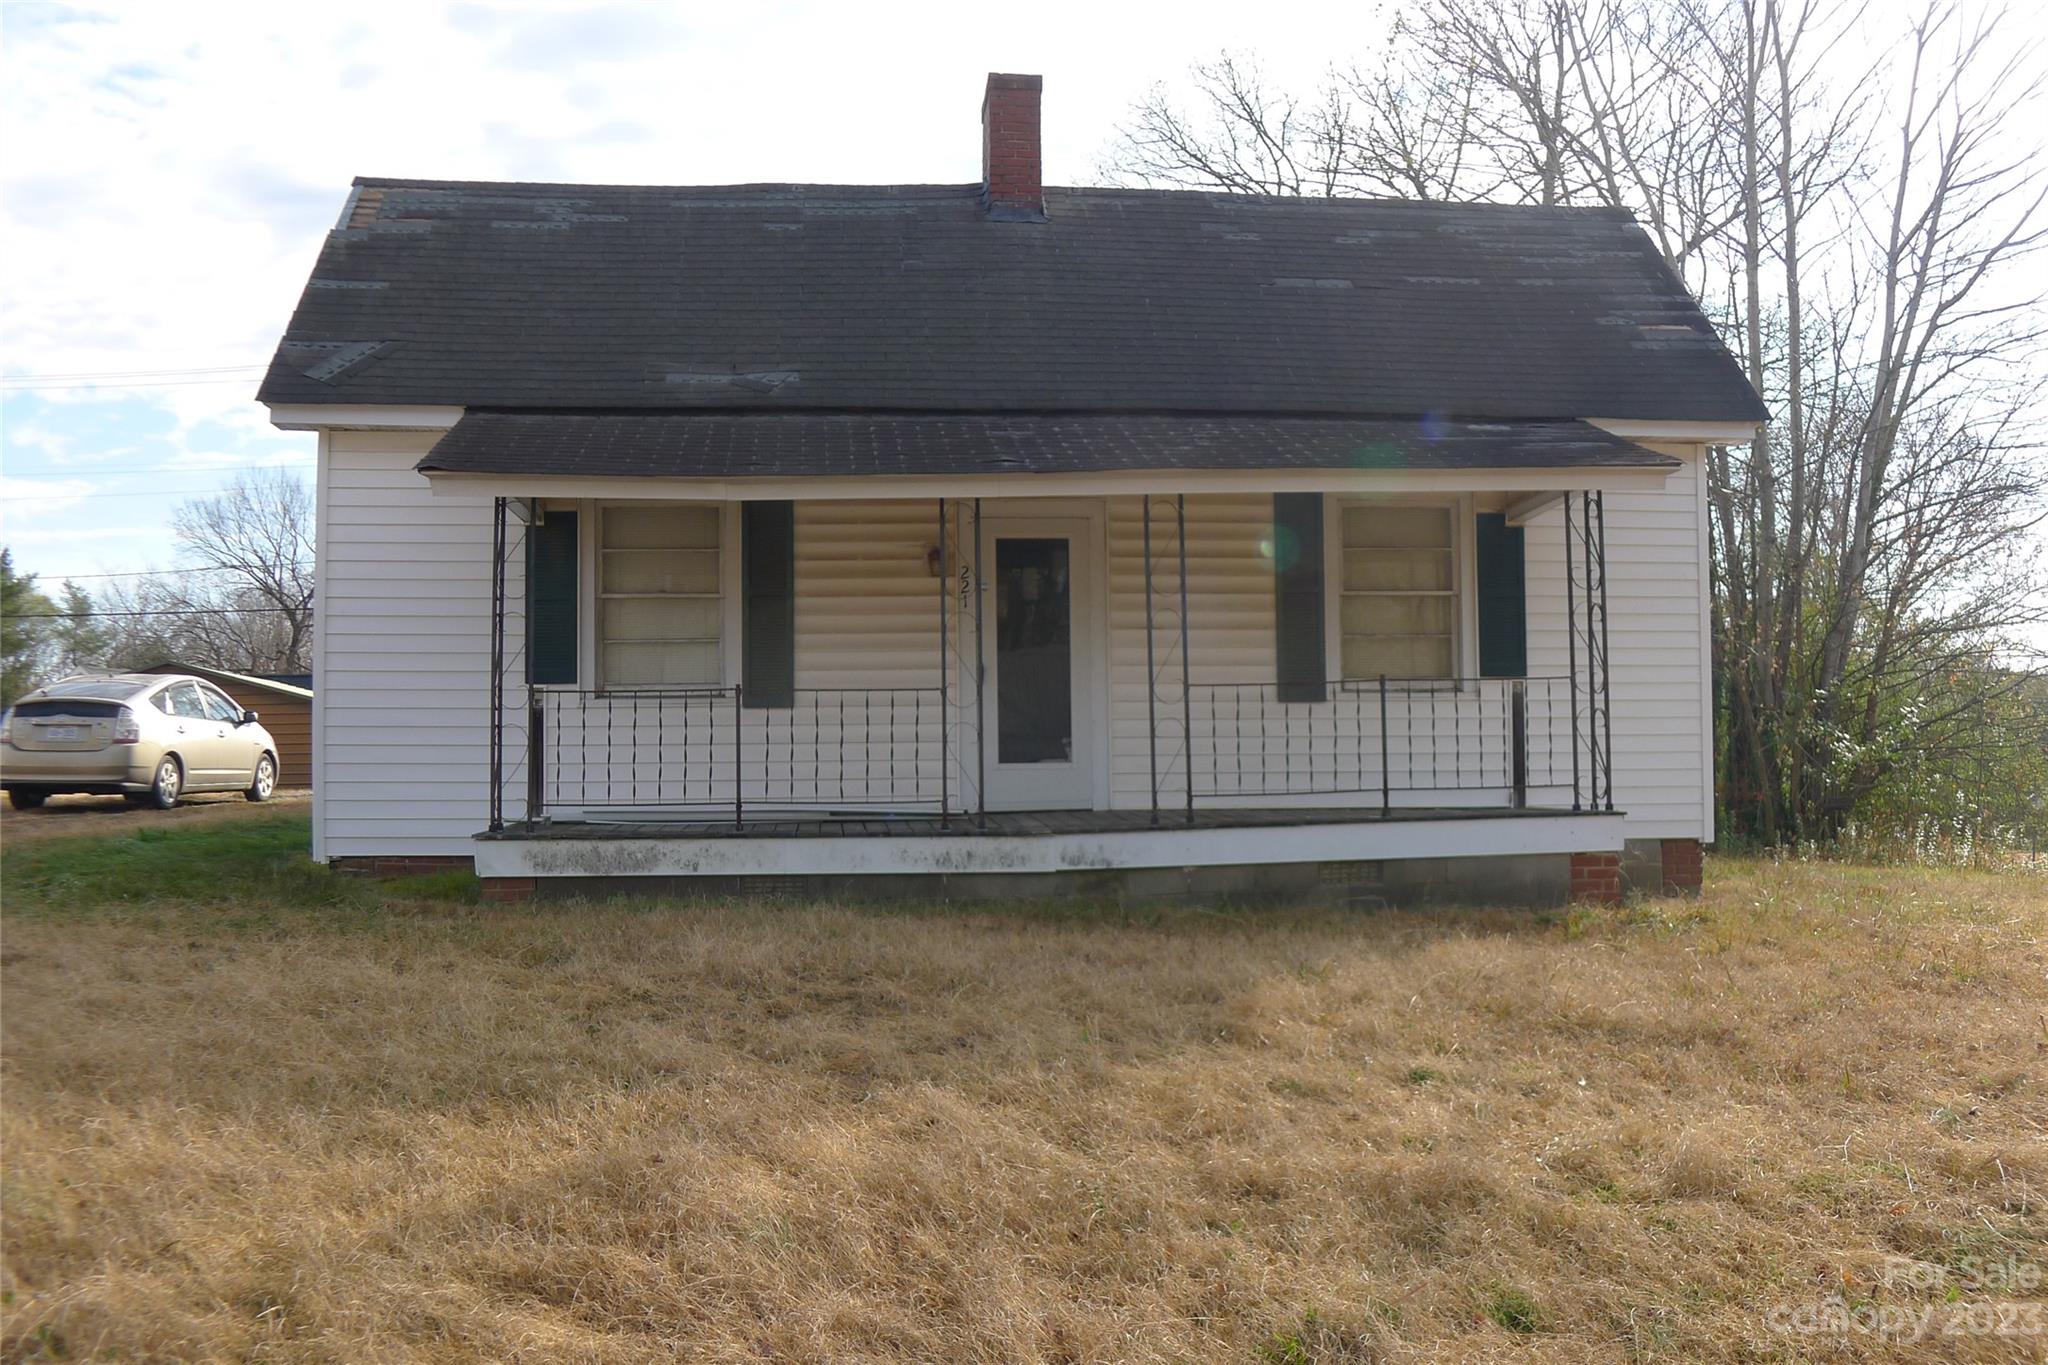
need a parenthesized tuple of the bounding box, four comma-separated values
(2, 817, 2044, 1362)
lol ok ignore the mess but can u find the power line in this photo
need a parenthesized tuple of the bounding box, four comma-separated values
(1, 363, 266, 383)
(5, 605, 300, 621)
(0, 461, 311, 480)
(2, 377, 268, 392)
(3, 486, 277, 504)
(16, 564, 314, 583)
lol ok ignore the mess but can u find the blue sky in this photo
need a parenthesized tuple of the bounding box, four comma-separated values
(1, 0, 1345, 588)
(1, 0, 2042, 654)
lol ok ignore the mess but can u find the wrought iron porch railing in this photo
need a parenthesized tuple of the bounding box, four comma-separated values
(514, 676, 1574, 829)
(1186, 675, 1569, 807)
(526, 686, 947, 825)
(486, 493, 1619, 833)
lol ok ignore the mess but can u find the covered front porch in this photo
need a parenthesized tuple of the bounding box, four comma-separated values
(472, 491, 1627, 826)
(417, 410, 1658, 894)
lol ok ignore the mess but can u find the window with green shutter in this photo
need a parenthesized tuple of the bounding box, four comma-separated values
(1475, 512, 1527, 678)
(741, 501, 795, 708)
(1273, 493, 1327, 703)
(525, 510, 578, 686)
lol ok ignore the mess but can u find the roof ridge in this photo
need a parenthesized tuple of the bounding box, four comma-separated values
(463, 405, 1604, 423)
(343, 175, 1633, 217)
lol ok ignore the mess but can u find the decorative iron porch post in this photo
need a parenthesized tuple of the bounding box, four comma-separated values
(973, 497, 987, 832)
(937, 497, 949, 829)
(1143, 495, 1160, 825)
(487, 495, 508, 833)
(1586, 490, 1614, 812)
(1178, 494, 1194, 828)
(1564, 494, 1582, 812)
(526, 690, 543, 827)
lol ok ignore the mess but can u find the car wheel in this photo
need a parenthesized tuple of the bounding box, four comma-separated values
(7, 789, 47, 811)
(147, 756, 183, 810)
(246, 754, 276, 803)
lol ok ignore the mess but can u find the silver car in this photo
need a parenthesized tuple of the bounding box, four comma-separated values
(0, 673, 281, 810)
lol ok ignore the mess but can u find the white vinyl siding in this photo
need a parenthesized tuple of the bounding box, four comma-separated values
(1524, 453, 1712, 839)
(1337, 502, 1457, 679)
(313, 469, 1712, 861)
(598, 503, 721, 688)
(316, 429, 514, 859)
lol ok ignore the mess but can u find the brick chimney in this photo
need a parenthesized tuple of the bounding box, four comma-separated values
(981, 72, 1045, 221)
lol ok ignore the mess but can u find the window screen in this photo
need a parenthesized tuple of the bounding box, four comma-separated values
(1339, 504, 1457, 679)
(599, 505, 722, 687)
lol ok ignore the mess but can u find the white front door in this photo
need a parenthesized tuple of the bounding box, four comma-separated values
(979, 516, 1097, 810)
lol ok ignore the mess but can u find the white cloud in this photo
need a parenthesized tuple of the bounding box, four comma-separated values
(0, 523, 159, 547)
(0, 417, 74, 461)
(1, 0, 2040, 667)
(0, 473, 101, 517)
(157, 443, 313, 475)
(0, 0, 1326, 587)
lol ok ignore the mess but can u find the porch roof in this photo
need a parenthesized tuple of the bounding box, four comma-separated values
(417, 411, 1680, 481)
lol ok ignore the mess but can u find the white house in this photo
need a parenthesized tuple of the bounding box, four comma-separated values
(262, 74, 1760, 904)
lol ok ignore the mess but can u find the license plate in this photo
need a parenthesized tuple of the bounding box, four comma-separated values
(40, 725, 80, 741)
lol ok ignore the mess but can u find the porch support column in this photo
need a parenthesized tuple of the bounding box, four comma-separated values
(1178, 494, 1194, 827)
(488, 495, 508, 833)
(1577, 490, 1610, 812)
(937, 497, 949, 829)
(974, 497, 987, 831)
(1143, 495, 1160, 825)
(1591, 491, 1614, 812)
(1583, 491, 1596, 810)
(1564, 494, 1582, 811)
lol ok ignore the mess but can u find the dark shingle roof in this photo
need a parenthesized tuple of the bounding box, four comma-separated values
(419, 412, 1679, 479)
(261, 179, 1765, 423)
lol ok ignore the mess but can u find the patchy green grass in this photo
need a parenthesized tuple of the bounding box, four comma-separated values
(1, 812, 475, 925)
(1483, 1281, 1548, 1335)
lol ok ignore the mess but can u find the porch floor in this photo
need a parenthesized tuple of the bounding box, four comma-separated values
(484, 804, 1594, 841)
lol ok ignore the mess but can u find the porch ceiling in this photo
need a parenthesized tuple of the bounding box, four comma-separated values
(417, 412, 1680, 482)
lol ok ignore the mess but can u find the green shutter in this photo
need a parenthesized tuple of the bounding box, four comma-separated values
(742, 501, 795, 708)
(525, 510, 578, 686)
(1476, 513, 1527, 678)
(1273, 493, 1327, 703)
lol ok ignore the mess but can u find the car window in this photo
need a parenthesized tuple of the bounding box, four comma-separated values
(167, 683, 210, 720)
(42, 678, 149, 699)
(200, 687, 243, 723)
(151, 687, 176, 714)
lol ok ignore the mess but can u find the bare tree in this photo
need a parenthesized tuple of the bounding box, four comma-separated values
(1106, 0, 2048, 844)
(1112, 55, 1340, 196)
(1800, 2, 2048, 823)
(167, 469, 316, 674)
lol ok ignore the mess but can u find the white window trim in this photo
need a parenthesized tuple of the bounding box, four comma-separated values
(1324, 494, 1477, 685)
(574, 499, 740, 694)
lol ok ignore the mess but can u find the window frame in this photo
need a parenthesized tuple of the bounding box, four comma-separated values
(162, 681, 210, 720)
(585, 499, 741, 694)
(197, 684, 244, 723)
(1324, 495, 1477, 686)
